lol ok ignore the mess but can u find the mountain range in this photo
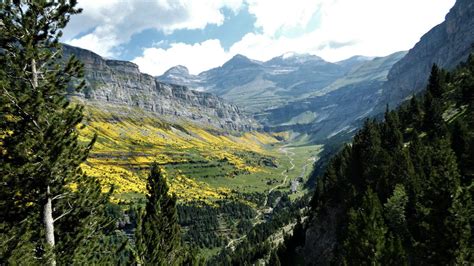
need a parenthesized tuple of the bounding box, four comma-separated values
(157, 50, 407, 141)
(156, 0, 474, 143)
(158, 52, 373, 114)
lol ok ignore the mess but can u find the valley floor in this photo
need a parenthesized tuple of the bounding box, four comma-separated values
(77, 102, 322, 257)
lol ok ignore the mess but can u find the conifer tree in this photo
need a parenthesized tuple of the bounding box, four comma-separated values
(408, 95, 423, 128)
(427, 64, 443, 98)
(411, 139, 466, 264)
(343, 188, 388, 264)
(0, 1, 122, 264)
(383, 233, 408, 265)
(451, 120, 470, 181)
(383, 184, 409, 239)
(351, 120, 383, 190)
(136, 163, 182, 265)
(381, 108, 403, 152)
(423, 91, 446, 137)
(459, 54, 474, 106)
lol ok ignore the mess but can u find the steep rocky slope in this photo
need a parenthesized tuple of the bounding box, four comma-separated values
(379, 0, 474, 108)
(261, 51, 407, 141)
(63, 44, 258, 131)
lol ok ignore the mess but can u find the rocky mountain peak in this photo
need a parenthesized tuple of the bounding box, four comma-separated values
(163, 65, 190, 76)
(222, 54, 260, 69)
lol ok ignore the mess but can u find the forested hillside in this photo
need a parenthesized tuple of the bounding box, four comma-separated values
(287, 56, 474, 264)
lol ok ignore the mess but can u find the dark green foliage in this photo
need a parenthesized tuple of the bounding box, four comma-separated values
(135, 163, 183, 265)
(269, 249, 281, 266)
(427, 64, 444, 98)
(409, 138, 466, 264)
(343, 188, 387, 264)
(177, 200, 255, 249)
(276, 216, 306, 265)
(55, 177, 131, 265)
(381, 108, 403, 152)
(383, 184, 408, 238)
(423, 92, 447, 137)
(301, 57, 474, 265)
(209, 194, 310, 265)
(451, 120, 473, 182)
(400, 95, 423, 129)
(0, 1, 125, 264)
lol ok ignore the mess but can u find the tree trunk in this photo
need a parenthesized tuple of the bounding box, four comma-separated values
(32, 58, 38, 89)
(44, 186, 56, 266)
(33, 58, 56, 265)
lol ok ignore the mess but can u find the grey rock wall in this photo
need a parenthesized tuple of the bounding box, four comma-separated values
(380, 0, 474, 107)
(63, 44, 258, 131)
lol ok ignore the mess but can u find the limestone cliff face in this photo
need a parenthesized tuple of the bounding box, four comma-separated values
(63, 44, 258, 131)
(381, 0, 474, 107)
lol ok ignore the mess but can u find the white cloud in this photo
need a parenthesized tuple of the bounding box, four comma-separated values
(311, 0, 456, 61)
(245, 0, 324, 36)
(231, 0, 456, 62)
(132, 39, 232, 76)
(67, 0, 456, 74)
(64, 0, 243, 57)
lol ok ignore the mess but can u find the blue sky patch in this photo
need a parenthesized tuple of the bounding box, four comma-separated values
(119, 6, 257, 61)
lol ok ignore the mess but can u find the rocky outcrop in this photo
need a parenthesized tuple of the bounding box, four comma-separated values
(63, 44, 258, 131)
(303, 207, 343, 265)
(380, 0, 474, 107)
(159, 65, 206, 90)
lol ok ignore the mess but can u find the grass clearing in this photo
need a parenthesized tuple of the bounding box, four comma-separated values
(77, 103, 321, 205)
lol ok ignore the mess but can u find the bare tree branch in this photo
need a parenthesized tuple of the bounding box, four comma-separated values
(2, 86, 41, 130)
(53, 201, 73, 223)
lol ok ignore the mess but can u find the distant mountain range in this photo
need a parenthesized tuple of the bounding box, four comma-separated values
(157, 0, 474, 143)
(261, 51, 407, 141)
(157, 50, 406, 141)
(157, 52, 374, 113)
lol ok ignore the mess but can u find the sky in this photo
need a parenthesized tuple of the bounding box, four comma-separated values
(63, 0, 456, 76)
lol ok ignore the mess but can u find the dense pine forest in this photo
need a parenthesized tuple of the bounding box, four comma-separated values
(1, 1, 473, 265)
(278, 58, 474, 264)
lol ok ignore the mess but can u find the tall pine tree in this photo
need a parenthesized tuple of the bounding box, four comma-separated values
(342, 188, 388, 264)
(427, 64, 444, 98)
(0, 1, 124, 264)
(135, 163, 183, 265)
